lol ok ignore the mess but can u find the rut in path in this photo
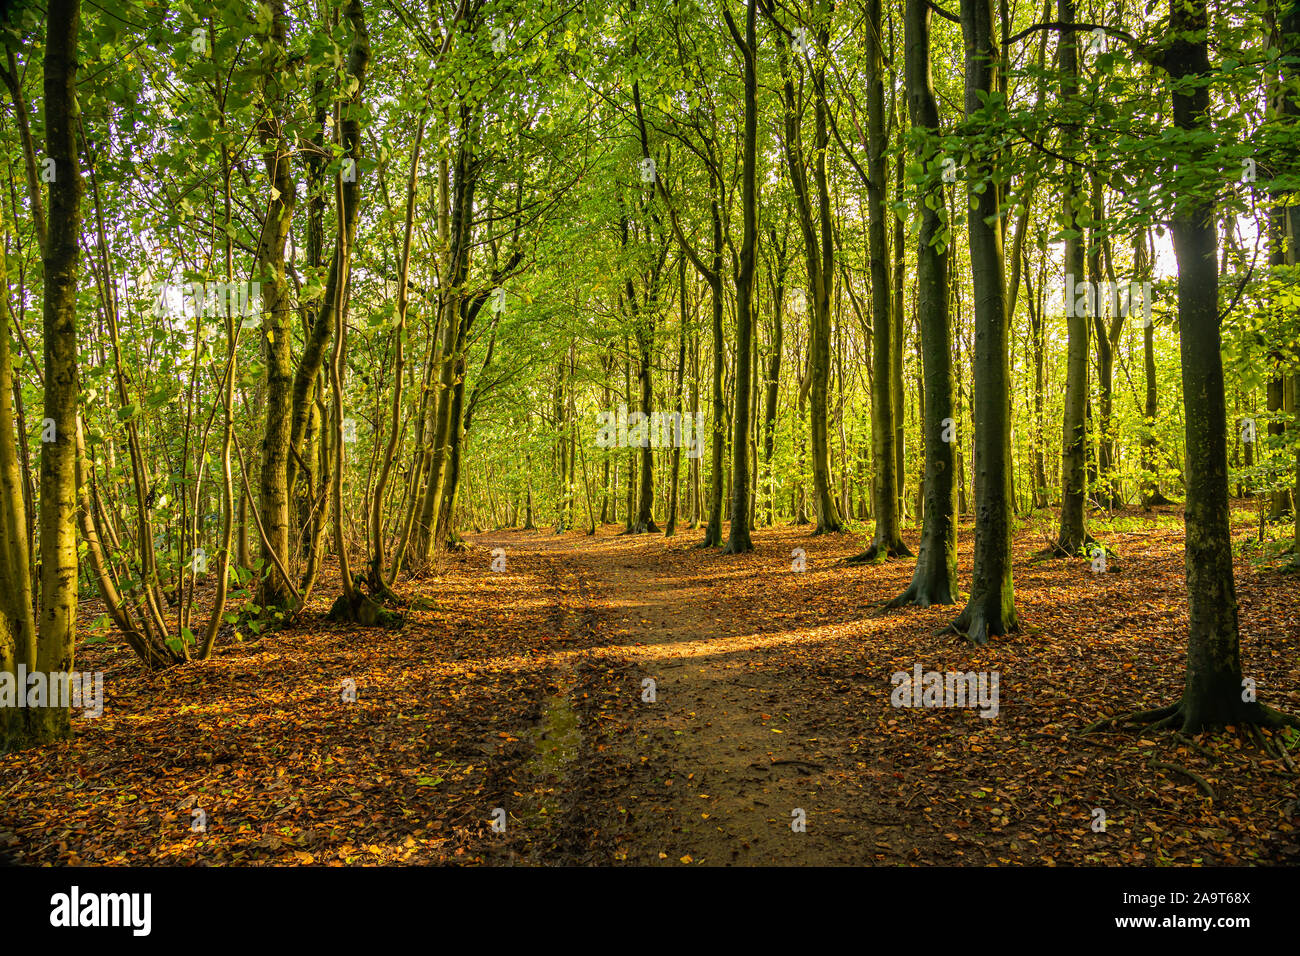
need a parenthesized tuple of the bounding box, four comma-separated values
(474, 528, 930, 866)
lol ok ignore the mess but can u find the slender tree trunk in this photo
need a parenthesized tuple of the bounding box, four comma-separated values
(29, 0, 84, 744)
(1141, 0, 1296, 732)
(1052, 0, 1092, 555)
(770, 7, 843, 534)
(857, 0, 907, 559)
(890, 0, 957, 606)
(892, 143, 908, 527)
(632, 322, 658, 532)
(951, 0, 1018, 643)
(254, 0, 297, 610)
(369, 114, 425, 593)
(416, 126, 477, 559)
(704, 270, 726, 545)
(666, 260, 688, 536)
(723, 0, 759, 553)
(0, 238, 38, 741)
(1028, 262, 1049, 507)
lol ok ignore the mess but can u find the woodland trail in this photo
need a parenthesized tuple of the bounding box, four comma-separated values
(473, 526, 930, 865)
(4, 512, 1298, 866)
(469, 516, 1300, 867)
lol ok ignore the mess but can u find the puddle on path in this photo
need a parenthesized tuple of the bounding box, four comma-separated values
(529, 687, 580, 779)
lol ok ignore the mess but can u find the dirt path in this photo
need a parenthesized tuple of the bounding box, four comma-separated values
(466, 517, 1300, 867)
(473, 527, 931, 866)
(7, 511, 1295, 866)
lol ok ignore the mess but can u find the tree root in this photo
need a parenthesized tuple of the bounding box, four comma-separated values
(1149, 760, 1216, 799)
(883, 579, 956, 609)
(945, 605, 1018, 646)
(844, 547, 883, 566)
(1172, 732, 1215, 760)
(1083, 700, 1300, 761)
(1082, 703, 1180, 735)
(1246, 719, 1299, 771)
(811, 522, 845, 536)
(845, 537, 913, 565)
(1033, 533, 1098, 560)
(327, 590, 403, 628)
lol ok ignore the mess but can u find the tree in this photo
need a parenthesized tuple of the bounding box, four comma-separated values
(29, 0, 84, 745)
(1049, 0, 1094, 557)
(949, 0, 1018, 643)
(771, 1, 844, 534)
(255, 0, 297, 611)
(888, 0, 958, 607)
(1152, 0, 1297, 732)
(722, 0, 759, 555)
(853, 0, 910, 560)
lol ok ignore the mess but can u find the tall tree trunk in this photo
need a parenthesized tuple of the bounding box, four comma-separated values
(199, 99, 239, 660)
(437, 346, 469, 541)
(857, 0, 908, 559)
(600, 343, 613, 524)
(1027, 258, 1049, 507)
(29, 0, 84, 744)
(762, 229, 787, 527)
(772, 7, 843, 533)
(1091, 175, 1124, 511)
(415, 125, 477, 559)
(324, 0, 387, 625)
(1287, 4, 1300, 559)
(666, 259, 688, 537)
(0, 236, 38, 741)
(723, 0, 758, 553)
(892, 141, 908, 527)
(689, 329, 703, 528)
(890, 0, 957, 606)
(704, 268, 726, 545)
(951, 0, 1018, 643)
(1052, 0, 1092, 555)
(254, 0, 297, 610)
(286, 9, 371, 546)
(369, 114, 425, 593)
(632, 318, 658, 533)
(1146, 0, 1293, 732)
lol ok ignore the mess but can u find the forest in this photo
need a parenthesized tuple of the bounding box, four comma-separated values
(0, 0, 1299, 871)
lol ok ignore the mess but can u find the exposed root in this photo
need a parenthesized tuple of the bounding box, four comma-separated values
(327, 591, 404, 628)
(1149, 760, 1216, 799)
(845, 537, 913, 565)
(1034, 533, 1098, 560)
(1082, 703, 1181, 735)
(882, 578, 957, 610)
(947, 605, 1018, 646)
(1083, 700, 1300, 751)
(811, 523, 845, 536)
(1171, 732, 1216, 760)
(844, 545, 884, 566)
(1246, 716, 1300, 770)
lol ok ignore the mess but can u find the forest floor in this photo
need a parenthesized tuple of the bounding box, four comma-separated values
(3, 503, 1299, 866)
